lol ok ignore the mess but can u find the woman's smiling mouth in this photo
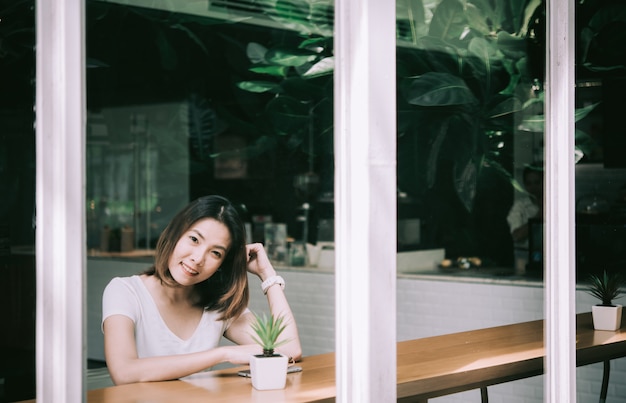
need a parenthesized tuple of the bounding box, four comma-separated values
(180, 262, 199, 276)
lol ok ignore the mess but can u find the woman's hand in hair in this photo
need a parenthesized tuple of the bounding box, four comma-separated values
(245, 243, 276, 281)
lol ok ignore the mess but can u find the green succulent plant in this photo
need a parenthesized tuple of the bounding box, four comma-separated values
(586, 270, 625, 306)
(250, 313, 290, 357)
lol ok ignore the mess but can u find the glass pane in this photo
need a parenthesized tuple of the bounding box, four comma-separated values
(575, 1, 626, 400)
(86, 0, 335, 256)
(0, 1, 37, 401)
(575, 0, 626, 283)
(395, 0, 543, 274)
(83, 0, 337, 371)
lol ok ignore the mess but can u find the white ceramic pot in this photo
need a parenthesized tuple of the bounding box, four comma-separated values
(591, 304, 623, 331)
(249, 353, 288, 390)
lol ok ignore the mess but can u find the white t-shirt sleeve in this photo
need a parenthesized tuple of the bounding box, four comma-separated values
(507, 197, 538, 233)
(223, 307, 251, 334)
(102, 276, 141, 330)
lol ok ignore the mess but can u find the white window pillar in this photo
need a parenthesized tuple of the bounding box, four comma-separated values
(36, 0, 86, 401)
(334, 0, 397, 401)
(544, 0, 576, 400)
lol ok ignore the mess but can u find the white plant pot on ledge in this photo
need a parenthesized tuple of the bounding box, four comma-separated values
(592, 304, 623, 331)
(249, 353, 288, 390)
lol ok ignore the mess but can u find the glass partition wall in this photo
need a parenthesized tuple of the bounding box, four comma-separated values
(84, 0, 530, 271)
(75, 0, 625, 279)
(2, 0, 626, 401)
(82, 0, 625, 281)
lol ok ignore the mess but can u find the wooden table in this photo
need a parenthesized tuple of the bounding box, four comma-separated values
(23, 312, 626, 402)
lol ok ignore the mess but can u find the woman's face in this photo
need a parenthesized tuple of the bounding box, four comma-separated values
(168, 218, 232, 286)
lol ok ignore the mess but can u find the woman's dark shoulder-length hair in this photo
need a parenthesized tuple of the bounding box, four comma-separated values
(145, 195, 249, 321)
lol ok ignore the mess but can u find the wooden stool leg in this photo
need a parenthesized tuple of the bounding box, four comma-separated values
(480, 386, 489, 403)
(600, 360, 610, 403)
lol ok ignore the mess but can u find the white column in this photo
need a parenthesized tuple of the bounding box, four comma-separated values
(36, 0, 86, 401)
(544, 0, 576, 400)
(334, 0, 397, 401)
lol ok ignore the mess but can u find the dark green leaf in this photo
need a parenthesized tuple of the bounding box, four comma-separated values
(237, 81, 280, 93)
(426, 119, 449, 189)
(397, 0, 427, 43)
(266, 47, 317, 67)
(266, 95, 310, 135)
(519, 101, 600, 132)
(301, 57, 334, 78)
(415, 36, 464, 75)
(497, 31, 527, 60)
(454, 157, 479, 212)
(468, 0, 498, 30)
(518, 114, 544, 133)
(485, 158, 525, 192)
(429, 0, 466, 40)
(586, 271, 625, 306)
(250, 65, 289, 77)
(405, 72, 477, 106)
(574, 102, 600, 122)
(486, 96, 522, 119)
(465, 3, 491, 35)
(170, 23, 208, 55)
(298, 37, 329, 51)
(467, 37, 496, 84)
(504, 0, 539, 35)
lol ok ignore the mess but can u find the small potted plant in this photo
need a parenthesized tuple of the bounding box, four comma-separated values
(586, 270, 625, 331)
(249, 313, 290, 390)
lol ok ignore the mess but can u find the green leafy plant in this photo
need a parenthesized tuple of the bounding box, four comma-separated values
(228, 0, 550, 262)
(586, 271, 625, 306)
(250, 313, 290, 357)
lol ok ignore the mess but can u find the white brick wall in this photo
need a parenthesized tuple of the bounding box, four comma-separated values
(88, 261, 626, 401)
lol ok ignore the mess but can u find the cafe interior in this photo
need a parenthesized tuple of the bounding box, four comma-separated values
(1, 0, 626, 401)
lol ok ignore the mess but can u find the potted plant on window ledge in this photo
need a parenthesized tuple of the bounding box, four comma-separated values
(586, 270, 625, 331)
(249, 313, 291, 390)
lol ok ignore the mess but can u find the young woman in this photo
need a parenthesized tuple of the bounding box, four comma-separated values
(102, 195, 301, 385)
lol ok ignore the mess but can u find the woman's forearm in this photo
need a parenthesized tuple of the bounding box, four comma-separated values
(107, 347, 229, 385)
(265, 284, 302, 361)
(106, 344, 267, 385)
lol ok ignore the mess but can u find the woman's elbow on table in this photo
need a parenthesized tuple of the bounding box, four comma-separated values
(107, 365, 138, 386)
(282, 341, 303, 363)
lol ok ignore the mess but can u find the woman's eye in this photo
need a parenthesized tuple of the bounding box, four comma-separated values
(189, 235, 198, 243)
(212, 250, 223, 259)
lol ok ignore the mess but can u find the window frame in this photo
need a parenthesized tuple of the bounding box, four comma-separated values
(36, 0, 576, 400)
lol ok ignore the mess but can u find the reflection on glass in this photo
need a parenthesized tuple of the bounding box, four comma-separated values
(2, 8, 622, 269)
(85, 0, 549, 272)
(86, 0, 335, 252)
(86, 103, 189, 252)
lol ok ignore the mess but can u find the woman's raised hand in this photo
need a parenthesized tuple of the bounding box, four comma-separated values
(245, 243, 276, 281)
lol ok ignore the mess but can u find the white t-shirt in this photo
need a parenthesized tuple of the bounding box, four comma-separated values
(506, 196, 540, 249)
(102, 275, 243, 359)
